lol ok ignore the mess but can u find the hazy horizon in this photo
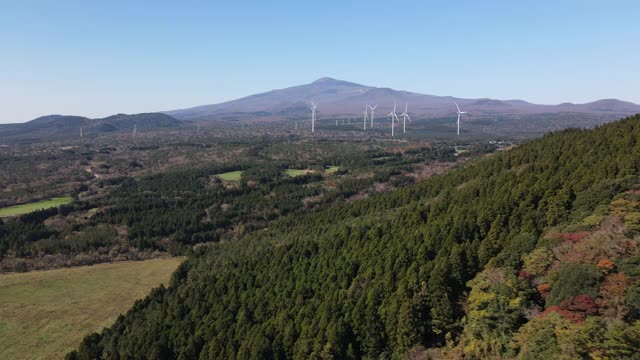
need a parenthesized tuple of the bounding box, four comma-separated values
(2, 0, 639, 123)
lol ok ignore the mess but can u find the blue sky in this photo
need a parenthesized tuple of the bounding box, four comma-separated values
(1, 0, 639, 123)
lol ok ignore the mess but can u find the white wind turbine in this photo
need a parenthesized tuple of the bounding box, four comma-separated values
(388, 101, 400, 137)
(363, 104, 369, 130)
(310, 101, 317, 133)
(455, 102, 467, 136)
(368, 104, 377, 128)
(399, 103, 411, 133)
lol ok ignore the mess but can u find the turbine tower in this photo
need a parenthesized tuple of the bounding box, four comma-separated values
(133, 124, 137, 135)
(455, 103, 467, 136)
(80, 127, 83, 138)
(310, 101, 317, 133)
(363, 105, 369, 130)
(368, 104, 377, 127)
(399, 103, 411, 133)
(388, 101, 400, 137)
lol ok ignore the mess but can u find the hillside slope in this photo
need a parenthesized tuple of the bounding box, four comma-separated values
(71, 115, 640, 359)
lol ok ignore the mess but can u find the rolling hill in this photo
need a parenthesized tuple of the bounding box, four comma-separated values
(0, 113, 184, 142)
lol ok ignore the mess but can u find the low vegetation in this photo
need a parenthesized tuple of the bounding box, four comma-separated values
(0, 257, 182, 359)
(0, 195, 72, 217)
(214, 170, 244, 181)
(284, 168, 315, 177)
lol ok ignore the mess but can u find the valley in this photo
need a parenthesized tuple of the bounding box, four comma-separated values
(1, 126, 481, 273)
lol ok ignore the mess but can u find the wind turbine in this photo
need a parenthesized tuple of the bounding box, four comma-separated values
(388, 101, 400, 137)
(133, 123, 137, 135)
(310, 101, 317, 133)
(455, 103, 467, 136)
(80, 127, 83, 138)
(363, 105, 369, 130)
(399, 103, 411, 133)
(368, 104, 377, 127)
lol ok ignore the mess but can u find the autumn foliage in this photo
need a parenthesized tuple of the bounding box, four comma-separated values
(549, 231, 590, 243)
(517, 271, 531, 279)
(541, 294, 598, 324)
(536, 284, 551, 297)
(597, 258, 615, 272)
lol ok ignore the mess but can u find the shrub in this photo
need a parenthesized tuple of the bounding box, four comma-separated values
(522, 247, 554, 276)
(547, 263, 602, 306)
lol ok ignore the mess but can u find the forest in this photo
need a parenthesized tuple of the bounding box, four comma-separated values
(0, 134, 465, 272)
(68, 115, 640, 359)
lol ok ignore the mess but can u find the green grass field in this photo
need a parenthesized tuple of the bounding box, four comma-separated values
(0, 258, 183, 359)
(454, 146, 470, 156)
(325, 166, 339, 173)
(214, 170, 244, 181)
(285, 169, 314, 177)
(0, 196, 73, 217)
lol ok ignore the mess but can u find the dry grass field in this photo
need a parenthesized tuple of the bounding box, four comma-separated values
(0, 258, 183, 359)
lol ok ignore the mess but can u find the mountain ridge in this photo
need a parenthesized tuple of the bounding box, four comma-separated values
(164, 77, 640, 121)
(0, 112, 183, 141)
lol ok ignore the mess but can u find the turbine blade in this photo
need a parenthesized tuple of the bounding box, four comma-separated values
(455, 102, 461, 113)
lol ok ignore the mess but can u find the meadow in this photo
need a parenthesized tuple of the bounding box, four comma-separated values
(214, 170, 244, 181)
(0, 195, 72, 217)
(0, 258, 182, 359)
(284, 168, 315, 177)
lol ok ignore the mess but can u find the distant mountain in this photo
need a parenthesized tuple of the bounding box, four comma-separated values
(0, 113, 183, 141)
(165, 77, 640, 123)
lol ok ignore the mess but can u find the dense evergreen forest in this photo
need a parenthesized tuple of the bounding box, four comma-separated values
(68, 115, 640, 359)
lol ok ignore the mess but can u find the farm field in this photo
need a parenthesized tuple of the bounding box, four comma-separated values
(0, 258, 183, 359)
(214, 170, 244, 181)
(0, 195, 73, 217)
(454, 145, 470, 156)
(325, 166, 339, 173)
(285, 168, 315, 177)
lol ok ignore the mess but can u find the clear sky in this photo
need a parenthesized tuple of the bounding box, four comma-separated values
(1, 0, 639, 123)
